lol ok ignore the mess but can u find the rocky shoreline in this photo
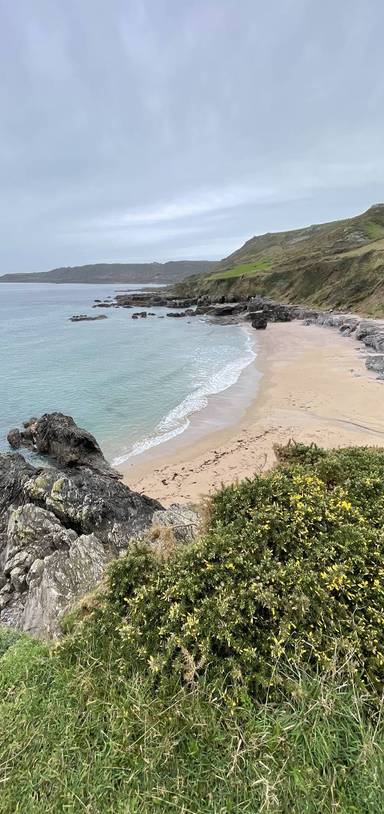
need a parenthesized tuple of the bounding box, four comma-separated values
(0, 413, 199, 638)
(90, 289, 384, 378)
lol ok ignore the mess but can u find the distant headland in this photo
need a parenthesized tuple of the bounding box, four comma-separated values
(0, 260, 217, 285)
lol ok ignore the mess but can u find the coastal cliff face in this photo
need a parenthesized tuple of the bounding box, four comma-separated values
(171, 204, 384, 317)
(0, 413, 198, 638)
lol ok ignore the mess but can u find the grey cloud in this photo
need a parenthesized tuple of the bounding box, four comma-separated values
(0, 0, 383, 272)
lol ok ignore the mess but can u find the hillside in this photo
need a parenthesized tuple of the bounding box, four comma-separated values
(174, 204, 384, 316)
(0, 260, 217, 285)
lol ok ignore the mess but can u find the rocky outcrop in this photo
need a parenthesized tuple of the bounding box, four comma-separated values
(22, 466, 160, 547)
(114, 292, 197, 310)
(7, 413, 120, 480)
(166, 309, 195, 318)
(0, 415, 202, 638)
(92, 302, 114, 308)
(23, 532, 111, 638)
(208, 303, 247, 317)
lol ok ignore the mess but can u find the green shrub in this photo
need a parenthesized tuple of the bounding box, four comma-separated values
(1, 633, 383, 814)
(67, 445, 384, 698)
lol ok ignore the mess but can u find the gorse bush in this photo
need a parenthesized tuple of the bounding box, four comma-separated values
(67, 445, 384, 697)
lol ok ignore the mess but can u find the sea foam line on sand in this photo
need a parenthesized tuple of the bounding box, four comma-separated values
(112, 329, 256, 465)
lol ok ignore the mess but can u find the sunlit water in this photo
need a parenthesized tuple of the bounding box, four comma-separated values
(0, 283, 256, 465)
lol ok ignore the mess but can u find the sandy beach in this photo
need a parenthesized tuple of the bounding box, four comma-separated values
(121, 322, 384, 506)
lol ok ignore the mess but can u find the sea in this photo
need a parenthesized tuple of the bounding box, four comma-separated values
(0, 283, 257, 467)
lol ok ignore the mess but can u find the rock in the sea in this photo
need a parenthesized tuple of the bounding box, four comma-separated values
(69, 314, 108, 322)
(92, 302, 113, 308)
(6, 428, 22, 448)
(8, 412, 120, 480)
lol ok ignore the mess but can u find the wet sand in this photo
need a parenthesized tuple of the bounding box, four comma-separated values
(120, 322, 384, 506)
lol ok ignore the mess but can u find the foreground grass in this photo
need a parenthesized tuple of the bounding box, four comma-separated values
(2, 444, 384, 812)
(0, 630, 383, 813)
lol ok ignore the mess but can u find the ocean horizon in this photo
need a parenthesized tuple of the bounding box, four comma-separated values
(1, 282, 256, 467)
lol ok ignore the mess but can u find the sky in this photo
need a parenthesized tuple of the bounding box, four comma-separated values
(1, 0, 384, 274)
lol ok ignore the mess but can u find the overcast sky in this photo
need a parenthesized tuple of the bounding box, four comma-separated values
(1, 0, 384, 273)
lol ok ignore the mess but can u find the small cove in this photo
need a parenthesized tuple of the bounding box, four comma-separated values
(0, 283, 257, 465)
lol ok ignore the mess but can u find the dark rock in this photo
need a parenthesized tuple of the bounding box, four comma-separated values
(208, 303, 247, 317)
(69, 314, 107, 322)
(362, 332, 384, 352)
(8, 412, 120, 480)
(114, 292, 168, 308)
(251, 310, 268, 329)
(339, 318, 359, 336)
(92, 302, 113, 308)
(165, 298, 197, 309)
(258, 301, 294, 322)
(0, 453, 36, 520)
(7, 429, 22, 448)
(132, 311, 147, 319)
(246, 298, 293, 322)
(355, 321, 381, 341)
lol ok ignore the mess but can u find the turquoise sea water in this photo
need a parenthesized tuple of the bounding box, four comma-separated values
(0, 283, 256, 466)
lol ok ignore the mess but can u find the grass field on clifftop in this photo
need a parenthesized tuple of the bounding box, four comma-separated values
(1, 443, 384, 813)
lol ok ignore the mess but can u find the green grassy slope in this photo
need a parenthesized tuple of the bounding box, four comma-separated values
(1, 444, 384, 813)
(174, 204, 384, 316)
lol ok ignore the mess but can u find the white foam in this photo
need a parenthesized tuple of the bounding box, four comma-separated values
(113, 330, 256, 465)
